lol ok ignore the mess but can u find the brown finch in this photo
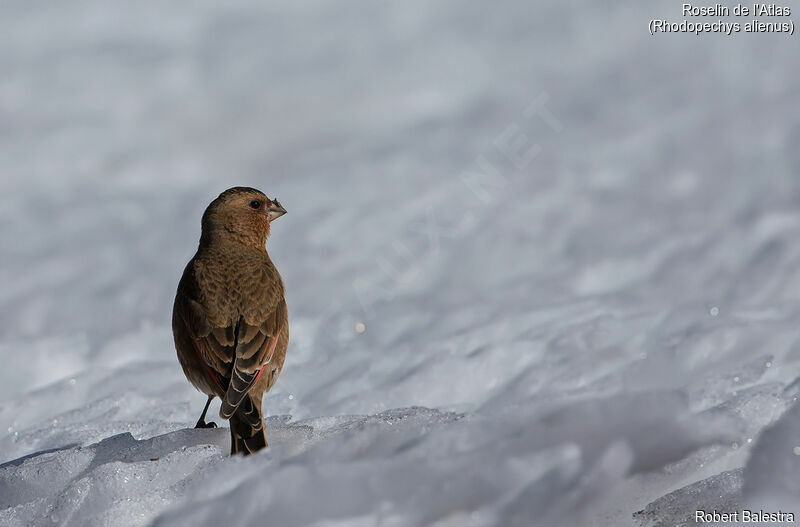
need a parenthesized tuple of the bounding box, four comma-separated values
(172, 187, 289, 455)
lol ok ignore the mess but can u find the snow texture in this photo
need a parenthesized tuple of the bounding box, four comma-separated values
(2, 0, 800, 525)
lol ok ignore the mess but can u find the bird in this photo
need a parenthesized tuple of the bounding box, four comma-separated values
(172, 186, 289, 455)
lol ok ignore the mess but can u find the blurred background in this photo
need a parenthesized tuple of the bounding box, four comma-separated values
(2, 1, 800, 525)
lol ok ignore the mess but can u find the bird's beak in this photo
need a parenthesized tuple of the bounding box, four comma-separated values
(267, 199, 287, 221)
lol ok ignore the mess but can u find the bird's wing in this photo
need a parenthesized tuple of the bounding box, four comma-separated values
(174, 260, 228, 392)
(219, 298, 287, 423)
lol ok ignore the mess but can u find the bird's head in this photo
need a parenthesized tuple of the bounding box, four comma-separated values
(200, 186, 287, 248)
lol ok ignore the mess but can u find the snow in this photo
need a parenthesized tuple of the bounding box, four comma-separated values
(742, 398, 800, 514)
(2, 0, 800, 525)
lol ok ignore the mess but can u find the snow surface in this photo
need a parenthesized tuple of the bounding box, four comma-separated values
(2, 0, 800, 525)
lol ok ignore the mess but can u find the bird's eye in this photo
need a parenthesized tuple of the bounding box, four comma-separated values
(249, 200, 261, 209)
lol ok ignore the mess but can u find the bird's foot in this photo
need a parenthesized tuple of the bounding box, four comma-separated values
(194, 419, 217, 429)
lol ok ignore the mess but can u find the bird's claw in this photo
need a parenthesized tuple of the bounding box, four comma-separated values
(195, 420, 218, 429)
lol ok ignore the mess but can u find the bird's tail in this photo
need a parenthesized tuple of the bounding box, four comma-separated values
(229, 411, 267, 455)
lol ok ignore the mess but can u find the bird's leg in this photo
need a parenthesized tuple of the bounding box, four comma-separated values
(194, 395, 217, 429)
